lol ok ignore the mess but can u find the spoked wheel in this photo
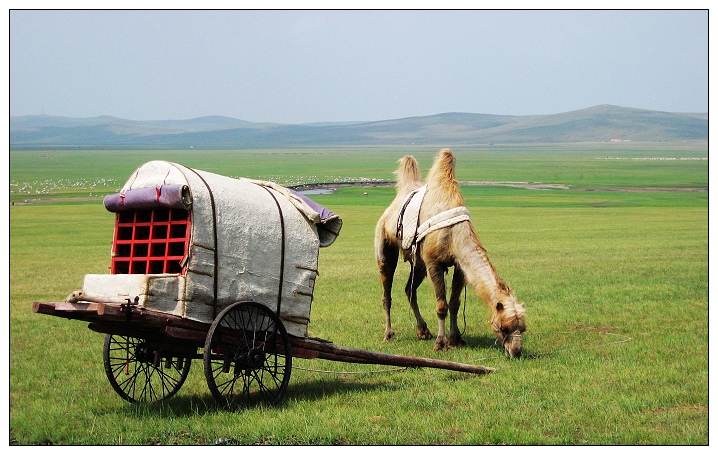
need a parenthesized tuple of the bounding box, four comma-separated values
(203, 301, 292, 410)
(103, 334, 192, 403)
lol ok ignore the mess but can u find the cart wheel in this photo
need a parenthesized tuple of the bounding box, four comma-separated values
(203, 301, 292, 410)
(103, 334, 191, 403)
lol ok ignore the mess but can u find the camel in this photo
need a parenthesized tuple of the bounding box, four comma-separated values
(374, 148, 526, 357)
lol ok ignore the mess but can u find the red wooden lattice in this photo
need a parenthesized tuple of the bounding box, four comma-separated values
(111, 208, 190, 274)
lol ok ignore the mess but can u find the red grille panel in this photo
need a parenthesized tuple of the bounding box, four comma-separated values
(111, 208, 190, 274)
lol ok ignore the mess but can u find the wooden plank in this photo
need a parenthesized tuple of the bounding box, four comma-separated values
(52, 302, 100, 312)
(34, 300, 210, 336)
(33, 301, 101, 319)
(163, 326, 207, 343)
(32, 301, 59, 315)
(290, 336, 494, 375)
(287, 345, 320, 360)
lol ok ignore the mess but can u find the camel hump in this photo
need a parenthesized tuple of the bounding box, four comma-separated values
(394, 155, 423, 191)
(427, 148, 457, 184)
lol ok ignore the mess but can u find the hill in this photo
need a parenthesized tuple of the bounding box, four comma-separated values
(9, 105, 707, 148)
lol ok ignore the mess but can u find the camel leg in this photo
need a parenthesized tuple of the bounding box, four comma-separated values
(427, 263, 450, 351)
(405, 264, 432, 340)
(378, 241, 399, 342)
(448, 266, 467, 347)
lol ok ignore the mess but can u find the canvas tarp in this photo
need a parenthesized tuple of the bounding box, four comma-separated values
(83, 161, 342, 338)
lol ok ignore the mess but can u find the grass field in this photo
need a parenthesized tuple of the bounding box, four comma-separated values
(9, 144, 708, 445)
(9, 142, 707, 202)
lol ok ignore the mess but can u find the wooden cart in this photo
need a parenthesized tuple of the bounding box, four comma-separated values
(33, 299, 493, 410)
(32, 161, 493, 410)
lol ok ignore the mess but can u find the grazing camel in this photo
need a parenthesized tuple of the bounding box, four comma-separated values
(374, 148, 526, 357)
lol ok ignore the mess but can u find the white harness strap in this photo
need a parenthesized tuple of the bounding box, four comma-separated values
(397, 184, 471, 251)
(416, 206, 471, 244)
(398, 185, 427, 250)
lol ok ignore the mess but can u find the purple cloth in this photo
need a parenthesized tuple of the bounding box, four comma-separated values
(104, 184, 192, 212)
(289, 189, 338, 223)
(289, 189, 343, 247)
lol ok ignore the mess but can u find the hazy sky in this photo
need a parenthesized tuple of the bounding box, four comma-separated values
(9, 9, 708, 123)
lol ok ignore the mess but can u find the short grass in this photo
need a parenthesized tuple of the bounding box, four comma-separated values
(9, 144, 708, 445)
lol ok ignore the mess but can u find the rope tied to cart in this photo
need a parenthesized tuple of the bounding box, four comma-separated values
(180, 165, 220, 316)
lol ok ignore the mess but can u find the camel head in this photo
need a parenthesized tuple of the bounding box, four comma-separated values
(489, 294, 526, 358)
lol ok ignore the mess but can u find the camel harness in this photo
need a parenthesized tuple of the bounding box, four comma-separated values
(396, 185, 472, 260)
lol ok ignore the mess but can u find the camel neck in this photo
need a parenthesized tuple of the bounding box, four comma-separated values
(454, 227, 501, 303)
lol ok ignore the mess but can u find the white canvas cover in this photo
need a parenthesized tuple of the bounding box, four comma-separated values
(82, 161, 342, 337)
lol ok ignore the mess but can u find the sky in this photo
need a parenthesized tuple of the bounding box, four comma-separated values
(8, 8, 709, 124)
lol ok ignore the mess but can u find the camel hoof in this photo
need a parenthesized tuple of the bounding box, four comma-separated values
(383, 330, 396, 342)
(433, 336, 451, 351)
(416, 327, 433, 340)
(450, 336, 467, 347)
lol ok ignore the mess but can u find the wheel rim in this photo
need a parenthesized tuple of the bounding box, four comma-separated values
(203, 301, 292, 410)
(103, 334, 191, 403)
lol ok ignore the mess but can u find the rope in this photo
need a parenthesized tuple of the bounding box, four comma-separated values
(181, 165, 219, 315)
(256, 185, 286, 318)
(460, 286, 467, 337)
(407, 257, 418, 330)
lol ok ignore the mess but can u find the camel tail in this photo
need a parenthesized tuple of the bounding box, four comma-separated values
(394, 155, 423, 193)
(426, 148, 457, 187)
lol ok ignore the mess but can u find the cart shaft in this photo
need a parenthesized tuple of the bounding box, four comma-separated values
(290, 336, 494, 375)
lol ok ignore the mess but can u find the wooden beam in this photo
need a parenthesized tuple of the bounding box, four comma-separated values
(290, 337, 494, 375)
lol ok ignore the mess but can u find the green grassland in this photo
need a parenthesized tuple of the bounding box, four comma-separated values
(9, 143, 707, 444)
(9, 142, 707, 202)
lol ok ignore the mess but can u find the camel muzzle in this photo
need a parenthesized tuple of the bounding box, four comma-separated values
(505, 332, 523, 358)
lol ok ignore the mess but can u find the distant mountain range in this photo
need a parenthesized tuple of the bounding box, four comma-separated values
(10, 105, 707, 149)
